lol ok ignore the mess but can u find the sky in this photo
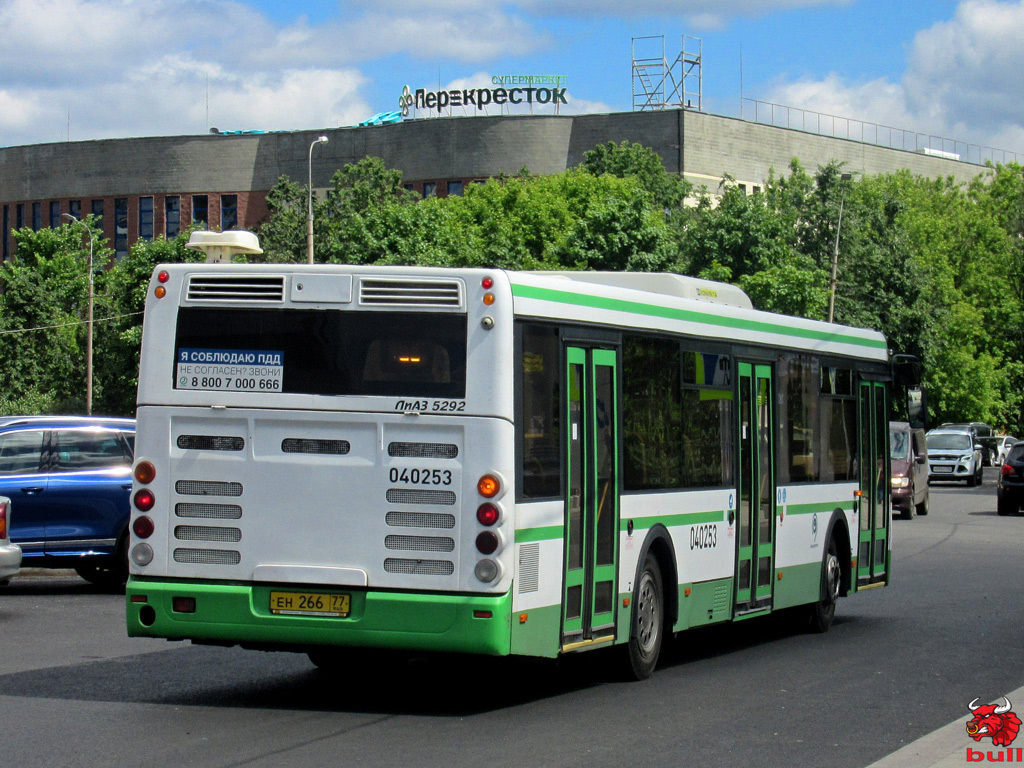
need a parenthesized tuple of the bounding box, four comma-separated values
(1, 0, 1022, 157)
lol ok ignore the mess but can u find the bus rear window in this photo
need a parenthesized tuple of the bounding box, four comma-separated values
(174, 308, 467, 398)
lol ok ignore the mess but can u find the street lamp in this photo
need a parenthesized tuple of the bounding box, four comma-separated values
(307, 135, 329, 264)
(62, 213, 94, 415)
(827, 172, 853, 324)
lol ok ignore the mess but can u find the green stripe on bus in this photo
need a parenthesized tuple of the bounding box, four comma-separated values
(511, 283, 888, 350)
(784, 501, 854, 515)
(516, 525, 564, 542)
(623, 509, 726, 530)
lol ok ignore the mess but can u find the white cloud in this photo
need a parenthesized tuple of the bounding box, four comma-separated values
(763, 0, 1024, 154)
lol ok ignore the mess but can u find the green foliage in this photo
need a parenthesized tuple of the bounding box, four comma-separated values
(3, 145, 1024, 433)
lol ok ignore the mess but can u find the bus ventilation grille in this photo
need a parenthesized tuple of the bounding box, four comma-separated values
(385, 511, 456, 529)
(186, 275, 285, 302)
(175, 480, 243, 497)
(359, 278, 463, 308)
(282, 438, 350, 455)
(177, 435, 244, 451)
(388, 442, 458, 459)
(176, 503, 242, 520)
(386, 489, 457, 506)
(518, 543, 540, 594)
(383, 558, 454, 576)
(175, 525, 242, 543)
(173, 548, 241, 565)
(384, 535, 455, 553)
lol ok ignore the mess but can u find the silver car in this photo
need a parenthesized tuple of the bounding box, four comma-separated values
(926, 429, 984, 487)
(994, 436, 1019, 466)
(0, 496, 22, 585)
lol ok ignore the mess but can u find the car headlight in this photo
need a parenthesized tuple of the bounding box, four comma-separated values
(891, 476, 910, 488)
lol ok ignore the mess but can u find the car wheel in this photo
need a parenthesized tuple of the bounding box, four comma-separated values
(915, 491, 929, 516)
(74, 534, 129, 587)
(997, 498, 1017, 516)
(967, 472, 977, 487)
(622, 554, 664, 680)
(900, 501, 913, 520)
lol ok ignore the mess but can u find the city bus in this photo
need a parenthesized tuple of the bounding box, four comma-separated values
(126, 264, 911, 679)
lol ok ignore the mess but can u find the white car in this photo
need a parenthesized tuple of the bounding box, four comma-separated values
(926, 429, 984, 487)
(994, 436, 1019, 466)
(0, 496, 22, 585)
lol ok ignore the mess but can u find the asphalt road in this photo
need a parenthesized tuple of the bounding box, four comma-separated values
(1, 469, 1020, 768)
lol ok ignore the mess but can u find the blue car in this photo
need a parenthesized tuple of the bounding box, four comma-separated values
(0, 416, 135, 585)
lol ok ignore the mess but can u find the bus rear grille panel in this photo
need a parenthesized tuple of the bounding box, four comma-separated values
(385, 511, 456, 529)
(383, 558, 454, 576)
(177, 435, 245, 451)
(174, 525, 242, 543)
(359, 278, 462, 308)
(385, 489, 456, 506)
(175, 480, 243, 497)
(173, 548, 241, 565)
(388, 442, 458, 459)
(384, 535, 455, 552)
(186, 275, 285, 302)
(175, 503, 242, 520)
(282, 438, 350, 455)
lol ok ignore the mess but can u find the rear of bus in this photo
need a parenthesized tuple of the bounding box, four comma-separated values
(126, 265, 517, 657)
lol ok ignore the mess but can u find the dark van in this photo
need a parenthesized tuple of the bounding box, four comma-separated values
(890, 421, 929, 519)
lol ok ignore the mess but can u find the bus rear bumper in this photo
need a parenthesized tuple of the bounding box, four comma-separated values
(126, 578, 513, 656)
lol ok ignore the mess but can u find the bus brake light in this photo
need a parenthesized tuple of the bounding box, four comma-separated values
(134, 489, 155, 512)
(476, 503, 500, 526)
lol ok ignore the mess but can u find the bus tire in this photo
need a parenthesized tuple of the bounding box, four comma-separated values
(808, 536, 841, 633)
(624, 554, 664, 680)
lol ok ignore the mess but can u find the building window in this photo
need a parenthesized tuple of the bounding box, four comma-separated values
(16, 204, 25, 230)
(447, 180, 464, 196)
(69, 200, 81, 219)
(221, 194, 237, 230)
(114, 197, 128, 260)
(91, 199, 104, 231)
(2, 205, 8, 260)
(165, 196, 180, 238)
(139, 196, 154, 241)
(192, 195, 208, 227)
(423, 182, 437, 198)
(50, 201, 61, 228)
(32, 202, 41, 231)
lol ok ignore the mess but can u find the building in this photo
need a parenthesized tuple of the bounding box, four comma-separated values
(0, 108, 995, 263)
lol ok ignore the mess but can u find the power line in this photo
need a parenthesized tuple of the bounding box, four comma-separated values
(0, 311, 143, 336)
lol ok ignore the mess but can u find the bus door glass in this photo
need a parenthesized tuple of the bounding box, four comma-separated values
(562, 346, 619, 649)
(735, 362, 775, 611)
(858, 380, 889, 583)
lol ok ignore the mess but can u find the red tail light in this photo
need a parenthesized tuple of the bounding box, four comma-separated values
(0, 499, 7, 539)
(1001, 463, 1016, 476)
(133, 515, 155, 539)
(476, 503, 500, 526)
(134, 489, 155, 511)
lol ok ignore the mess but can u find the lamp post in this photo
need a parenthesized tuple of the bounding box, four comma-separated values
(827, 172, 853, 324)
(62, 213, 94, 415)
(307, 135, 329, 264)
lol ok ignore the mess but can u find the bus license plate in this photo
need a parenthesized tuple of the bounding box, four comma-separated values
(270, 591, 350, 617)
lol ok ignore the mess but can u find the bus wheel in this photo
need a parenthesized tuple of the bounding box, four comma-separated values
(624, 554, 664, 680)
(808, 537, 840, 633)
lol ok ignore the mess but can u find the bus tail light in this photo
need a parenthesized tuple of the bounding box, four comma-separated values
(477, 474, 501, 498)
(134, 461, 156, 484)
(134, 489, 155, 512)
(131, 543, 154, 566)
(476, 502, 500, 526)
(476, 531, 499, 555)
(474, 558, 501, 583)
(133, 516, 155, 539)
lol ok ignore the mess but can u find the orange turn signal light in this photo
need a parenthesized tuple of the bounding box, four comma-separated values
(477, 474, 500, 498)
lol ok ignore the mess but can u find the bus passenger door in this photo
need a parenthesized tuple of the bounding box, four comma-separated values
(857, 380, 889, 584)
(561, 346, 620, 651)
(735, 363, 775, 612)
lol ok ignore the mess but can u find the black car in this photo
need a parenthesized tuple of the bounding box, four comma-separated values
(0, 415, 135, 584)
(997, 441, 1024, 516)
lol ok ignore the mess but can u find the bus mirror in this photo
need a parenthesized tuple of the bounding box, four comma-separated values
(907, 387, 927, 432)
(892, 354, 922, 387)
